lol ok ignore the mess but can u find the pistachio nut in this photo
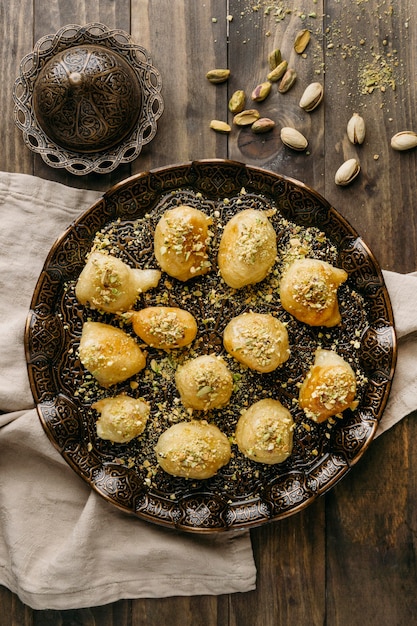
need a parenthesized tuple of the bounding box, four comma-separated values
(299, 82, 324, 112)
(294, 29, 311, 54)
(347, 113, 366, 145)
(210, 120, 232, 134)
(206, 69, 230, 83)
(280, 127, 308, 151)
(251, 117, 276, 134)
(268, 48, 282, 70)
(334, 158, 361, 186)
(267, 60, 288, 82)
(229, 90, 246, 114)
(390, 131, 417, 151)
(251, 81, 272, 102)
(278, 68, 297, 93)
(233, 109, 260, 126)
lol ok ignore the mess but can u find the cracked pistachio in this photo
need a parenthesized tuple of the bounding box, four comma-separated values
(233, 109, 260, 126)
(347, 113, 366, 145)
(391, 131, 417, 151)
(206, 69, 230, 83)
(251, 81, 272, 102)
(280, 127, 308, 151)
(335, 158, 361, 186)
(299, 82, 324, 111)
(229, 90, 246, 114)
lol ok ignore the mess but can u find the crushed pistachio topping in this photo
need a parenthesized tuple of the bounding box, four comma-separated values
(292, 274, 334, 310)
(160, 216, 211, 273)
(236, 217, 273, 264)
(251, 416, 293, 456)
(92, 258, 122, 306)
(159, 439, 218, 471)
(146, 310, 188, 345)
(305, 369, 356, 420)
(236, 325, 283, 367)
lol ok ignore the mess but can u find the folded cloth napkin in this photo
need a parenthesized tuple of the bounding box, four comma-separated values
(0, 172, 416, 610)
(0, 172, 257, 610)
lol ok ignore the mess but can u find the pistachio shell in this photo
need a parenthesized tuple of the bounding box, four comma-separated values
(299, 82, 324, 112)
(391, 131, 417, 151)
(334, 158, 361, 186)
(294, 29, 311, 54)
(347, 113, 366, 144)
(206, 69, 230, 84)
(233, 109, 260, 126)
(280, 127, 308, 151)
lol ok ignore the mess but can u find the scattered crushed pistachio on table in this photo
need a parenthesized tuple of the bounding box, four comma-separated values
(208, 2, 416, 186)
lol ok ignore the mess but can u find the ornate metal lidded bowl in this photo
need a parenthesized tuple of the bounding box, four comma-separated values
(13, 23, 164, 175)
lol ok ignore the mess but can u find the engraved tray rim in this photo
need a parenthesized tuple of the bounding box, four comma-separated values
(24, 159, 397, 533)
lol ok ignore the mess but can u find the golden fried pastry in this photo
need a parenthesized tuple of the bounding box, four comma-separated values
(279, 258, 347, 327)
(155, 420, 231, 479)
(130, 306, 197, 350)
(175, 354, 234, 411)
(299, 348, 358, 422)
(75, 250, 161, 313)
(154, 205, 212, 281)
(79, 321, 146, 387)
(92, 394, 150, 443)
(217, 209, 277, 289)
(223, 312, 290, 373)
(235, 398, 294, 464)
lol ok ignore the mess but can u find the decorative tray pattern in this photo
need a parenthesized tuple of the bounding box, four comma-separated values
(25, 160, 396, 532)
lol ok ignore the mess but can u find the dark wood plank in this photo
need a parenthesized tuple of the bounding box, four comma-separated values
(322, 0, 417, 273)
(1, 0, 35, 175)
(131, 0, 229, 172)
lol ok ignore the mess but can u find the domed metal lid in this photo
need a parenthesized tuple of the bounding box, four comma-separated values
(33, 44, 142, 153)
(13, 23, 164, 175)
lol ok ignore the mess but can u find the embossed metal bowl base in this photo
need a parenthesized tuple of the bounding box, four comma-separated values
(25, 160, 396, 532)
(13, 23, 163, 175)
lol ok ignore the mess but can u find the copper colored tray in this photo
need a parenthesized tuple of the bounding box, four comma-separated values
(25, 160, 396, 532)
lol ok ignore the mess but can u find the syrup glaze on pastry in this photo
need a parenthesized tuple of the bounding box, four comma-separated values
(130, 306, 198, 351)
(235, 398, 294, 464)
(175, 354, 234, 411)
(299, 348, 358, 422)
(223, 312, 290, 373)
(154, 205, 212, 281)
(217, 209, 277, 289)
(279, 258, 348, 327)
(75, 250, 161, 313)
(92, 394, 150, 443)
(155, 420, 231, 479)
(79, 321, 146, 387)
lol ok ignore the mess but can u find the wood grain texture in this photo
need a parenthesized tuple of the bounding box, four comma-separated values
(1, 1, 416, 625)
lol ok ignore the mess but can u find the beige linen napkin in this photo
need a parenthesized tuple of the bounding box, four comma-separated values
(0, 172, 256, 610)
(0, 172, 416, 611)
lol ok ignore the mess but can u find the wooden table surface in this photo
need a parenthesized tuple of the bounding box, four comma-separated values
(1, 1, 417, 624)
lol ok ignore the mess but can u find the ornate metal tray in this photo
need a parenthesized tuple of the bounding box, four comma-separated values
(13, 23, 163, 175)
(25, 160, 396, 532)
